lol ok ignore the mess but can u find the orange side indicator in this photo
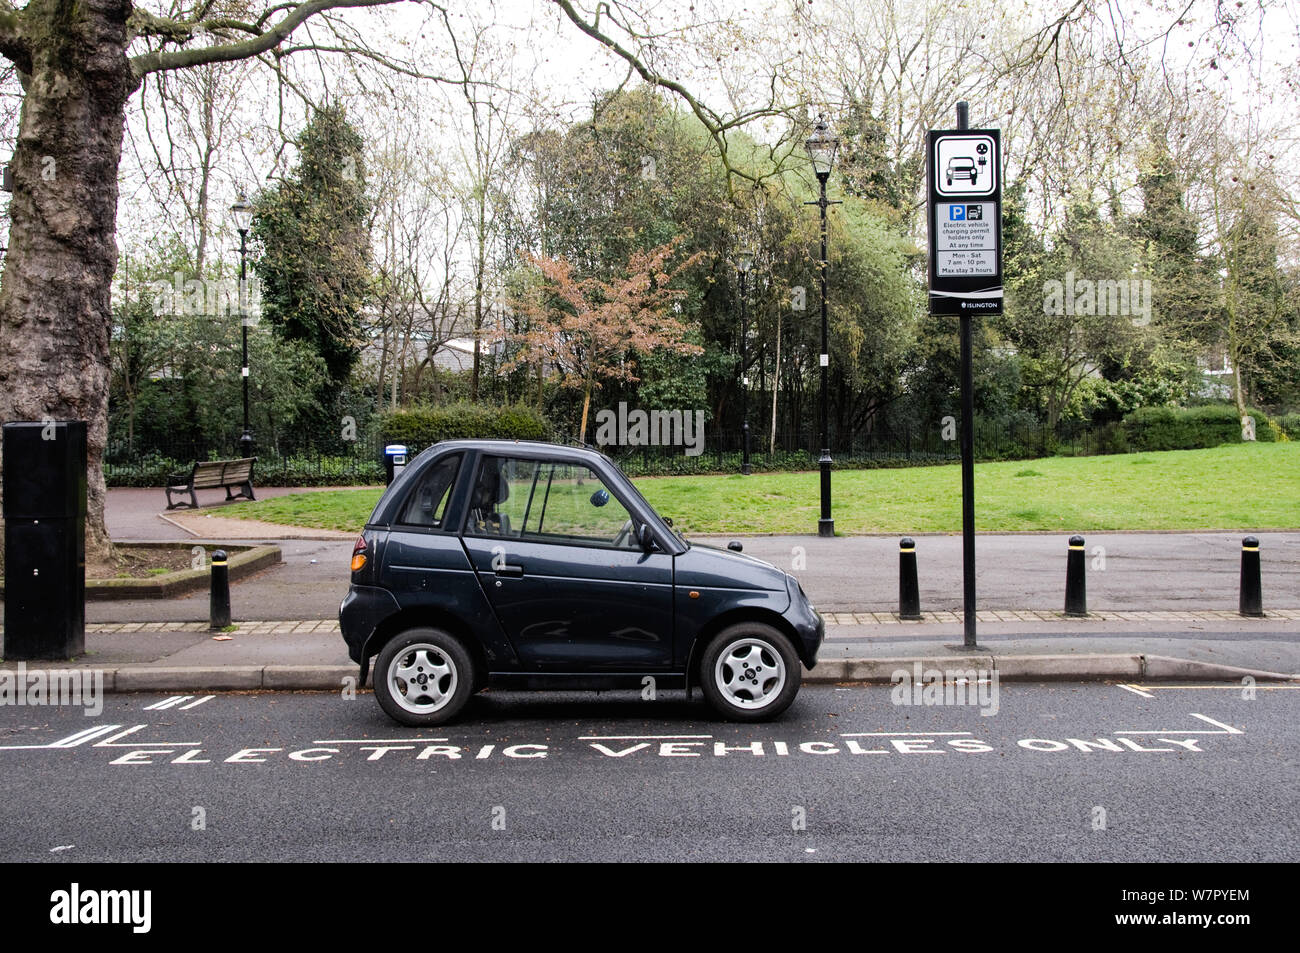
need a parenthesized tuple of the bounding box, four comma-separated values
(351, 553, 367, 572)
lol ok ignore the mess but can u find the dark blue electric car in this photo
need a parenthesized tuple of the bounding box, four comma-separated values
(340, 440, 823, 725)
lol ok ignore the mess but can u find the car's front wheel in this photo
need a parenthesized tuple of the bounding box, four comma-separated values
(373, 628, 475, 726)
(699, 623, 801, 721)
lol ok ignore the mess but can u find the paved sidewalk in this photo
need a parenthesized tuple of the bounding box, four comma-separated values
(1, 487, 1291, 691)
(75, 607, 1300, 633)
(2, 612, 1296, 692)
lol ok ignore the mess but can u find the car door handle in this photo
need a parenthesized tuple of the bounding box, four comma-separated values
(494, 563, 524, 578)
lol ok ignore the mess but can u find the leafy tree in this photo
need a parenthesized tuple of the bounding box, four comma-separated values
(1131, 139, 1216, 350)
(501, 239, 704, 442)
(998, 200, 1146, 428)
(108, 234, 328, 458)
(253, 105, 372, 401)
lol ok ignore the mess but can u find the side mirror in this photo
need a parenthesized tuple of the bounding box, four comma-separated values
(637, 523, 656, 552)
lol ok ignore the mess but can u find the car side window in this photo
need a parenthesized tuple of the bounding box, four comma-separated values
(397, 453, 461, 528)
(466, 456, 639, 549)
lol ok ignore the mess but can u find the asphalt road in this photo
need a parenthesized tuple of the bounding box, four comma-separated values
(3, 683, 1296, 862)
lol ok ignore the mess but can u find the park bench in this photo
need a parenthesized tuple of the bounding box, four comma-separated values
(165, 457, 257, 510)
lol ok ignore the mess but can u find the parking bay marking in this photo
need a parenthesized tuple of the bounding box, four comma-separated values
(1126, 683, 1300, 691)
(0, 723, 202, 751)
(1117, 684, 1156, 698)
(143, 695, 214, 711)
(0, 724, 122, 750)
(1113, 713, 1243, 736)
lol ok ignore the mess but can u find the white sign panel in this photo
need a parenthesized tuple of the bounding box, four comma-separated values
(934, 135, 997, 197)
(935, 203, 997, 276)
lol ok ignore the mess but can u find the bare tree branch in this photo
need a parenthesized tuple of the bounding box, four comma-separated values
(130, 0, 405, 78)
(549, 0, 795, 189)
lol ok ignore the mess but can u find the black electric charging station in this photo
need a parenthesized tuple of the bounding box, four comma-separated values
(2, 420, 87, 660)
(383, 444, 408, 485)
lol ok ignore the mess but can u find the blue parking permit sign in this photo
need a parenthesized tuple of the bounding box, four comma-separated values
(949, 205, 966, 220)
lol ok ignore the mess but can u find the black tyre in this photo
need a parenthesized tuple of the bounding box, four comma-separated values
(699, 622, 801, 722)
(373, 628, 476, 726)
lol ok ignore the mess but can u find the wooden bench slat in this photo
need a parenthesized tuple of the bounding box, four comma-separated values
(165, 457, 257, 509)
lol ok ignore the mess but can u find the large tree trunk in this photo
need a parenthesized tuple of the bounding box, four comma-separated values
(0, 0, 138, 566)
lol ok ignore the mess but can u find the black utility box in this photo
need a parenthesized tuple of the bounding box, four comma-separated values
(3, 420, 87, 660)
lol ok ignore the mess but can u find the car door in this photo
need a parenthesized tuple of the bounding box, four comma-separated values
(378, 451, 518, 669)
(460, 454, 674, 671)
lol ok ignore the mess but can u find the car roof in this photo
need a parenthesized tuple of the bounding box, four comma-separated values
(424, 439, 610, 465)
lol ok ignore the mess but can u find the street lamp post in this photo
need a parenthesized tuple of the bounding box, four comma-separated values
(230, 194, 254, 459)
(805, 116, 840, 538)
(736, 249, 755, 476)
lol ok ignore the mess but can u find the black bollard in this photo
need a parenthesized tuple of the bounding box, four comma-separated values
(1064, 535, 1087, 617)
(209, 549, 231, 629)
(899, 538, 922, 620)
(1239, 536, 1263, 617)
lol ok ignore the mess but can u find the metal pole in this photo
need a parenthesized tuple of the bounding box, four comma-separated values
(740, 268, 751, 475)
(239, 229, 252, 459)
(817, 174, 834, 537)
(956, 101, 977, 647)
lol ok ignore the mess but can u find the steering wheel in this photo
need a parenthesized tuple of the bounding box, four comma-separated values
(613, 518, 635, 548)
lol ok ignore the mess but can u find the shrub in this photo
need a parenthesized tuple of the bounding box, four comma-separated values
(105, 452, 385, 488)
(1121, 405, 1275, 451)
(1277, 413, 1300, 440)
(377, 403, 550, 451)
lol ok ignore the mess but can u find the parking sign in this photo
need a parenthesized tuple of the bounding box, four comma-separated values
(927, 129, 1002, 314)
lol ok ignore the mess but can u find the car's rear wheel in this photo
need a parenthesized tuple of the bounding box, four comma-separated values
(699, 623, 801, 721)
(373, 628, 475, 726)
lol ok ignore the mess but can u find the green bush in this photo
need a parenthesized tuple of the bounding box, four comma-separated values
(377, 403, 551, 451)
(1121, 405, 1275, 451)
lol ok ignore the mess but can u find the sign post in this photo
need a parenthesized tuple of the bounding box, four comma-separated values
(927, 103, 1002, 648)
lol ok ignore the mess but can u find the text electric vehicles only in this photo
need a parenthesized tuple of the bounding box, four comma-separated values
(340, 440, 823, 726)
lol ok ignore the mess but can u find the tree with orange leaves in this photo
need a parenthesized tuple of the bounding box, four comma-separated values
(502, 239, 705, 443)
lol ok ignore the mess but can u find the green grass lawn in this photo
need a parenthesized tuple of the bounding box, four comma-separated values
(217, 442, 1300, 535)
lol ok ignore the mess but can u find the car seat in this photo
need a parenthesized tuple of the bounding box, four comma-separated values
(469, 460, 512, 536)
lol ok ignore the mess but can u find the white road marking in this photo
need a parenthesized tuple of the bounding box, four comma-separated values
(1126, 684, 1300, 691)
(840, 731, 974, 737)
(312, 738, 449, 745)
(0, 724, 124, 750)
(92, 725, 202, 747)
(578, 734, 714, 741)
(1114, 713, 1244, 736)
(179, 695, 215, 710)
(51, 724, 125, 747)
(144, 696, 192, 711)
(1117, 684, 1156, 698)
(49, 845, 75, 853)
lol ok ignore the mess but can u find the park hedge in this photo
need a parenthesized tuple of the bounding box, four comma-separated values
(1120, 404, 1275, 451)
